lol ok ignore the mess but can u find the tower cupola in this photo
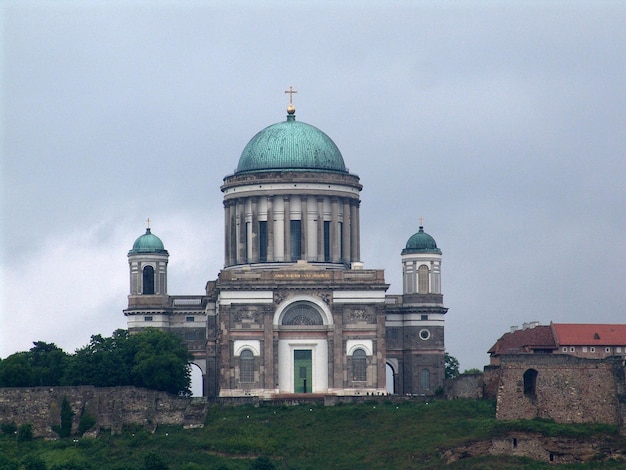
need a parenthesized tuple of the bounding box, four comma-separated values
(401, 224, 442, 296)
(128, 225, 169, 296)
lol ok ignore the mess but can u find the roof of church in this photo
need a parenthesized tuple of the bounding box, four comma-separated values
(488, 325, 557, 355)
(129, 228, 168, 255)
(235, 111, 347, 174)
(402, 226, 442, 255)
(552, 323, 626, 346)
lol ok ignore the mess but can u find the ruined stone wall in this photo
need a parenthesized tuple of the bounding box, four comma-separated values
(496, 355, 624, 425)
(0, 386, 206, 438)
(482, 365, 501, 400)
(445, 373, 483, 399)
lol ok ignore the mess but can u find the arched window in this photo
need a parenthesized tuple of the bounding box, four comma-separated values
(240, 349, 254, 383)
(281, 303, 323, 326)
(420, 368, 430, 391)
(523, 369, 538, 399)
(418, 265, 429, 294)
(352, 348, 367, 382)
(142, 265, 155, 294)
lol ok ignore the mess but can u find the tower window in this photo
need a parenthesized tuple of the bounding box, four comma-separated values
(418, 265, 429, 294)
(352, 348, 367, 382)
(142, 265, 155, 294)
(323, 221, 330, 262)
(259, 221, 267, 262)
(240, 349, 254, 383)
(290, 220, 301, 261)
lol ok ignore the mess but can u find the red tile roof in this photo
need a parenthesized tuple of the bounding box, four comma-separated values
(551, 323, 626, 346)
(488, 325, 557, 355)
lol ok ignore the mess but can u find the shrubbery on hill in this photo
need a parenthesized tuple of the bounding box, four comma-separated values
(0, 329, 191, 395)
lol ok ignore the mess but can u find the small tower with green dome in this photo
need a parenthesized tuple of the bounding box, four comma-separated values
(385, 221, 447, 396)
(127, 225, 169, 296)
(401, 224, 442, 295)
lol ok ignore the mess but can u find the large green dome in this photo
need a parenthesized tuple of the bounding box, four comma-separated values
(402, 226, 442, 255)
(236, 114, 347, 174)
(129, 228, 168, 255)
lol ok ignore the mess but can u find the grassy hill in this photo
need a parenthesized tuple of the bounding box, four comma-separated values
(1, 399, 624, 469)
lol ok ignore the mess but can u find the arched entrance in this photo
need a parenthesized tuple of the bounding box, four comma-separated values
(386, 362, 396, 394)
(273, 296, 332, 394)
(189, 362, 204, 397)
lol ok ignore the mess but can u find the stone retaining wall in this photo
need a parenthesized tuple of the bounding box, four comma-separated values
(0, 386, 206, 438)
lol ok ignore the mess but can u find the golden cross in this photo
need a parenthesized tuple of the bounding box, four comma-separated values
(284, 85, 298, 105)
(146, 217, 151, 229)
(419, 216, 424, 226)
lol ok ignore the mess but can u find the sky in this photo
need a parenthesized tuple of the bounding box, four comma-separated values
(2, 1, 626, 383)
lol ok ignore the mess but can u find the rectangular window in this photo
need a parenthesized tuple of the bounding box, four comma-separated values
(617, 347, 622, 353)
(582, 347, 588, 352)
(186, 316, 195, 322)
(240, 352, 254, 383)
(144, 316, 153, 322)
(258, 221, 267, 262)
(290, 220, 301, 261)
(421, 314, 428, 321)
(323, 221, 331, 262)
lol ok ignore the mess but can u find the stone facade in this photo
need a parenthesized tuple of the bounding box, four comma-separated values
(495, 354, 626, 425)
(124, 107, 448, 399)
(0, 386, 206, 438)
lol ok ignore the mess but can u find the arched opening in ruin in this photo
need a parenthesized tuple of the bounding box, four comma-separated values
(523, 368, 538, 399)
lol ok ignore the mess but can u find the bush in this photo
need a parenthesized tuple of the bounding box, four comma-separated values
(143, 453, 168, 470)
(0, 422, 17, 435)
(78, 413, 97, 435)
(22, 455, 48, 470)
(250, 456, 275, 470)
(17, 423, 33, 442)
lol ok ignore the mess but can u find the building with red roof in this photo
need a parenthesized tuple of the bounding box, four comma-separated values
(488, 322, 626, 365)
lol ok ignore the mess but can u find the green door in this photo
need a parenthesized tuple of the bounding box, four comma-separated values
(294, 350, 312, 393)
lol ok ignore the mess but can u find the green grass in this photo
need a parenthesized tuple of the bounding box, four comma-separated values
(0, 399, 624, 469)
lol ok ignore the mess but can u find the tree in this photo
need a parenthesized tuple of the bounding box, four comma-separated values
(30, 342, 68, 386)
(130, 329, 191, 395)
(462, 368, 482, 375)
(64, 329, 191, 394)
(444, 352, 460, 379)
(0, 352, 33, 387)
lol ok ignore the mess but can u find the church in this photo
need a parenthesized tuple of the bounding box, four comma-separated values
(123, 91, 448, 398)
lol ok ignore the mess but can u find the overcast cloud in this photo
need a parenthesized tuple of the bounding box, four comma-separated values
(2, 1, 626, 380)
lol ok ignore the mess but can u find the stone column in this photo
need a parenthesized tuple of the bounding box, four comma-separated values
(237, 199, 246, 264)
(267, 196, 274, 262)
(354, 200, 361, 261)
(331, 197, 340, 263)
(283, 196, 291, 262)
(301, 197, 308, 261)
(274, 196, 284, 262)
(250, 197, 259, 263)
(317, 197, 324, 261)
(224, 200, 231, 267)
(350, 201, 358, 262)
(342, 199, 351, 264)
